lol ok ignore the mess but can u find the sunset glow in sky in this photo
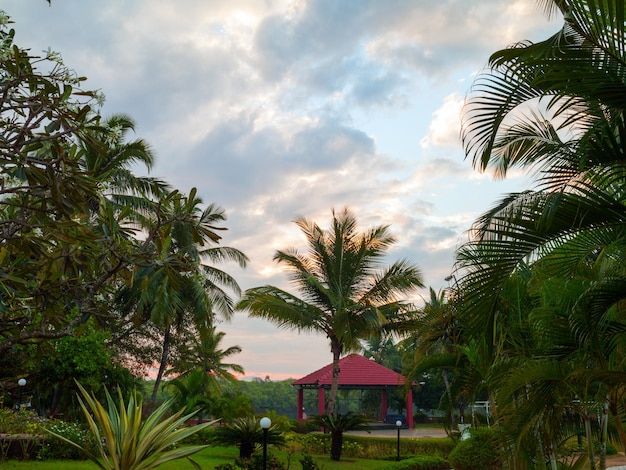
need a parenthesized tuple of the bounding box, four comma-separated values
(5, 1, 562, 380)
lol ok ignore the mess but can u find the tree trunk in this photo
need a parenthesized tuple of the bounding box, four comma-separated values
(326, 342, 342, 414)
(330, 429, 343, 461)
(599, 399, 609, 470)
(609, 389, 626, 455)
(48, 383, 62, 417)
(441, 369, 456, 427)
(584, 409, 597, 470)
(151, 325, 171, 402)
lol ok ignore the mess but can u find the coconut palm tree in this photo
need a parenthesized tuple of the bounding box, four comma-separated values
(116, 190, 248, 401)
(78, 113, 170, 213)
(237, 207, 424, 416)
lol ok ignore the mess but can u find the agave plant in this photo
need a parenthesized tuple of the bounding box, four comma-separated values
(46, 382, 216, 470)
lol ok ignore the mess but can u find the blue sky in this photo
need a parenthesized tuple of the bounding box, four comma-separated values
(4, 1, 561, 379)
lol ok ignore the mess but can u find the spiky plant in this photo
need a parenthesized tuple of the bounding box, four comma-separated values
(46, 382, 216, 470)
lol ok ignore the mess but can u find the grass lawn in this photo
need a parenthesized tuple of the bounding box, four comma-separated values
(1, 445, 400, 469)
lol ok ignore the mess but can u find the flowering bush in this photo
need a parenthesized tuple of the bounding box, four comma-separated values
(39, 420, 98, 460)
(0, 408, 96, 460)
(0, 409, 45, 435)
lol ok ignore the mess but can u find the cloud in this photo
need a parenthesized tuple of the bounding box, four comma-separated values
(1, 0, 564, 378)
(421, 93, 464, 150)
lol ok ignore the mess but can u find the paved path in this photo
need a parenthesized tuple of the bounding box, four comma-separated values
(345, 427, 449, 439)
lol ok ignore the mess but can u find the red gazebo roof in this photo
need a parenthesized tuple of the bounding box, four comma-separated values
(291, 353, 407, 388)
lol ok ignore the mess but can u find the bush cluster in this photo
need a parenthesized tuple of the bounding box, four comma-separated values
(0, 408, 96, 461)
(447, 427, 502, 470)
(377, 455, 450, 470)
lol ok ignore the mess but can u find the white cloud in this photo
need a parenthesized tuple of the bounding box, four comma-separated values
(1, 0, 563, 378)
(421, 93, 464, 149)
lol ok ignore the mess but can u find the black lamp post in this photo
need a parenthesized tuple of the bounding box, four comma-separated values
(260, 417, 271, 470)
(395, 419, 402, 461)
(17, 378, 26, 411)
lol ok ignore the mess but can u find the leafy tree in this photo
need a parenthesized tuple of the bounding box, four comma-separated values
(0, 12, 122, 353)
(238, 378, 298, 418)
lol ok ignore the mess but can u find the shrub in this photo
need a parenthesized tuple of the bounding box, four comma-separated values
(299, 453, 321, 470)
(447, 427, 502, 470)
(377, 455, 450, 470)
(210, 417, 285, 458)
(47, 382, 216, 470)
(236, 452, 286, 469)
(39, 420, 98, 460)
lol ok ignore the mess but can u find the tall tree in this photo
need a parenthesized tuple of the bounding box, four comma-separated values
(116, 191, 248, 401)
(237, 207, 423, 415)
(167, 325, 244, 394)
(455, 0, 626, 465)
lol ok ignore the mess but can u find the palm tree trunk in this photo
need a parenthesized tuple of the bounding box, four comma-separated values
(584, 409, 597, 470)
(152, 325, 172, 402)
(609, 389, 626, 454)
(327, 342, 342, 414)
(599, 399, 609, 470)
(441, 369, 456, 427)
(330, 429, 343, 461)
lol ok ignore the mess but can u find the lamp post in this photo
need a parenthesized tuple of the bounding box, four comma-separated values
(260, 417, 271, 470)
(395, 419, 402, 461)
(17, 378, 26, 411)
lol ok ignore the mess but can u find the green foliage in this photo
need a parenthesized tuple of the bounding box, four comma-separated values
(0, 408, 98, 461)
(209, 416, 286, 459)
(236, 453, 286, 470)
(238, 378, 298, 418)
(46, 382, 216, 470)
(299, 453, 321, 470)
(447, 427, 502, 470)
(376, 455, 450, 470)
(290, 432, 454, 461)
(38, 420, 98, 460)
(308, 412, 370, 461)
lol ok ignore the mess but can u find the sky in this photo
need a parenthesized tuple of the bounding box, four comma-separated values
(3, 1, 562, 380)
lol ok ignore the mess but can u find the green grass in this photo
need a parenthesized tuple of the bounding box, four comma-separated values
(1, 445, 400, 469)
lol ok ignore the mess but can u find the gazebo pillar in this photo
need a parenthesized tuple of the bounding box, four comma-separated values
(317, 388, 325, 415)
(297, 388, 304, 421)
(380, 389, 388, 421)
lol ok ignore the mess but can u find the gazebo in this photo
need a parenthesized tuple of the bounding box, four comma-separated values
(292, 353, 414, 428)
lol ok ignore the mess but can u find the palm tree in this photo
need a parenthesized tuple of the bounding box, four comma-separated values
(165, 325, 244, 422)
(237, 207, 424, 416)
(78, 113, 170, 213)
(117, 190, 248, 401)
(456, 0, 626, 464)
(209, 416, 285, 459)
(458, 0, 626, 330)
(167, 325, 244, 390)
